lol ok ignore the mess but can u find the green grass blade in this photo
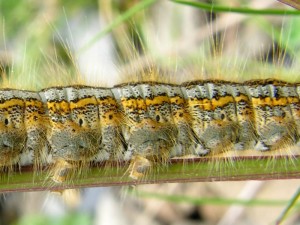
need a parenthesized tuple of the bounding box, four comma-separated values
(275, 187, 300, 225)
(78, 0, 158, 54)
(171, 0, 300, 15)
(131, 190, 300, 207)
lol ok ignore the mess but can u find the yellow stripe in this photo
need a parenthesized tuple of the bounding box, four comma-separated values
(211, 96, 235, 110)
(145, 95, 169, 105)
(70, 97, 97, 109)
(47, 101, 70, 114)
(0, 99, 24, 109)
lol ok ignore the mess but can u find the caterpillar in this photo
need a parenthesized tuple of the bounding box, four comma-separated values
(1, 76, 300, 183)
(1, 0, 300, 195)
(1, 2, 300, 225)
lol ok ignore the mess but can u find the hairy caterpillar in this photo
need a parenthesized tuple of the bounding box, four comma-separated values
(1, 1, 300, 225)
(0, 76, 299, 183)
(0, 0, 299, 197)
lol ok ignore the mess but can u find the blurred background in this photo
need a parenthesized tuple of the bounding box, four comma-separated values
(0, 0, 300, 224)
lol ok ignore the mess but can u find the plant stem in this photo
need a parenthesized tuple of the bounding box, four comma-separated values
(0, 154, 299, 193)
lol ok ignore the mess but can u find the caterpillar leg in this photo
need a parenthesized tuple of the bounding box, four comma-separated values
(51, 159, 75, 183)
(127, 156, 152, 180)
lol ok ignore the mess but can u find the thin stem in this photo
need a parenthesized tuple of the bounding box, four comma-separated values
(0, 155, 299, 193)
(171, 0, 300, 15)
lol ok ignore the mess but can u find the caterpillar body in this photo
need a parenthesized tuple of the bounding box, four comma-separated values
(0, 77, 300, 182)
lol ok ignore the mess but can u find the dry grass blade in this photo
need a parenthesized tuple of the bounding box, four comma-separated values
(277, 0, 300, 10)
